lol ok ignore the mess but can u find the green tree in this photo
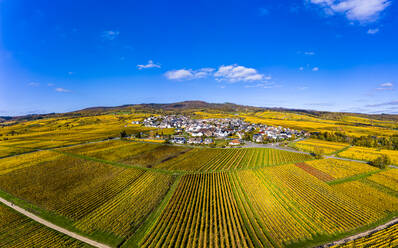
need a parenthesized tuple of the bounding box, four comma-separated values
(370, 154, 391, 169)
(313, 147, 324, 159)
(120, 130, 128, 139)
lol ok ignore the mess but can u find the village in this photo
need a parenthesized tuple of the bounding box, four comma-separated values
(134, 115, 308, 146)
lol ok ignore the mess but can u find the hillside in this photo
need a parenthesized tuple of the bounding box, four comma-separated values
(2, 101, 398, 123)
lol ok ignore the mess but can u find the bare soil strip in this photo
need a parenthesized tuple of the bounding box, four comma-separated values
(295, 162, 335, 182)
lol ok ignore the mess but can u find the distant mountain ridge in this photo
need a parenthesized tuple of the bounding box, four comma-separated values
(1, 100, 398, 122)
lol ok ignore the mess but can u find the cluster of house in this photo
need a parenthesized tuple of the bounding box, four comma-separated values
(139, 115, 307, 145)
(171, 137, 214, 145)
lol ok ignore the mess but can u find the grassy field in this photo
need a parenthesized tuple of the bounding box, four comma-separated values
(0, 203, 92, 247)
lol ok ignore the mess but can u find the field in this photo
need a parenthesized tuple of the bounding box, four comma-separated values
(0, 203, 91, 247)
(0, 109, 398, 248)
(74, 172, 174, 237)
(0, 114, 156, 155)
(59, 140, 190, 168)
(305, 158, 378, 179)
(294, 162, 336, 182)
(241, 111, 398, 137)
(293, 139, 349, 155)
(338, 146, 398, 165)
(254, 165, 380, 235)
(332, 181, 398, 214)
(0, 145, 35, 158)
(0, 152, 175, 243)
(0, 142, 397, 247)
(332, 222, 398, 247)
(0, 150, 64, 175)
(367, 169, 398, 192)
(139, 172, 255, 247)
(156, 148, 313, 172)
(136, 164, 392, 247)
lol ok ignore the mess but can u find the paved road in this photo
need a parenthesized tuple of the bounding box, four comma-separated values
(318, 218, 398, 247)
(324, 155, 368, 164)
(0, 197, 111, 248)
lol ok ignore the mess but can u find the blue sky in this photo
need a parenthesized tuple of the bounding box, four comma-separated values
(1, 0, 397, 116)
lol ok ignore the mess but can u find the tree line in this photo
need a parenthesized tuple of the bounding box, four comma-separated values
(311, 131, 398, 150)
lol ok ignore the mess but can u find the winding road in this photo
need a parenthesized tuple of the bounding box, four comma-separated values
(0, 197, 111, 248)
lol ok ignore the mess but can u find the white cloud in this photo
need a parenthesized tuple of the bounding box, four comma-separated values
(164, 64, 269, 84)
(367, 28, 379, 34)
(55, 88, 71, 93)
(165, 69, 193, 80)
(312, 67, 320, 71)
(47, 83, 55, 87)
(244, 82, 280, 89)
(137, 60, 161, 70)
(376, 82, 394, 90)
(164, 68, 214, 80)
(299, 67, 305, 71)
(193, 68, 215, 78)
(309, 0, 391, 22)
(101, 30, 120, 40)
(214, 64, 268, 83)
(381, 82, 393, 87)
(28, 82, 40, 87)
(304, 51, 315, 56)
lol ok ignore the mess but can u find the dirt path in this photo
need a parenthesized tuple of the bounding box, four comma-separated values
(318, 218, 398, 247)
(0, 197, 111, 248)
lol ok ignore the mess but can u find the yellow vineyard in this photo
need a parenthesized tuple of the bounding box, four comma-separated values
(294, 138, 349, 154)
(339, 146, 398, 165)
(305, 158, 378, 179)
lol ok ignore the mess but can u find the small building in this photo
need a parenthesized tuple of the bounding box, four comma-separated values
(204, 138, 214, 144)
(204, 130, 213, 137)
(229, 139, 241, 146)
(171, 136, 186, 144)
(191, 132, 203, 137)
(188, 138, 202, 144)
(253, 134, 263, 143)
